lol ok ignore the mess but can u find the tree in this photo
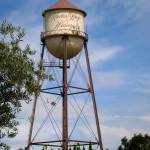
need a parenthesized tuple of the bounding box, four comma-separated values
(83, 146, 85, 150)
(77, 143, 81, 150)
(73, 144, 77, 150)
(0, 20, 41, 149)
(89, 142, 92, 150)
(117, 133, 150, 150)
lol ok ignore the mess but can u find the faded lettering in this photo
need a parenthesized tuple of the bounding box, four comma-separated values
(46, 10, 82, 31)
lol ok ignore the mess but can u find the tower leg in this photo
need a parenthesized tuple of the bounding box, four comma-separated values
(84, 41, 103, 150)
(27, 41, 45, 150)
(62, 35, 68, 150)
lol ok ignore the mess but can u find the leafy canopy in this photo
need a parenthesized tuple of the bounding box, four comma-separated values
(117, 133, 150, 150)
(0, 20, 40, 149)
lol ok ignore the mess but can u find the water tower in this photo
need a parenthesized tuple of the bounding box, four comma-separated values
(27, 0, 103, 150)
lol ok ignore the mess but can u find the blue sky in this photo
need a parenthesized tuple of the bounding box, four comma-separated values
(1, 0, 150, 150)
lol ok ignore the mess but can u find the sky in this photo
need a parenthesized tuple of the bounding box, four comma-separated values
(0, 0, 150, 150)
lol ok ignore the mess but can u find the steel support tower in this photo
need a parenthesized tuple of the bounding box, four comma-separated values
(27, 35, 103, 150)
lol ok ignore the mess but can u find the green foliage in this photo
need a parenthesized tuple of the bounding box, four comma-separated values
(77, 143, 80, 150)
(73, 144, 77, 150)
(70, 143, 93, 150)
(89, 142, 92, 150)
(0, 142, 10, 150)
(117, 133, 150, 150)
(41, 145, 49, 150)
(0, 20, 42, 149)
(18, 147, 27, 150)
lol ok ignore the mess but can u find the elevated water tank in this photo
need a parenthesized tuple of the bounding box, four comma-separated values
(42, 0, 87, 59)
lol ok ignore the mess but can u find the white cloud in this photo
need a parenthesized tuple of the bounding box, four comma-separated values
(104, 0, 150, 28)
(136, 116, 150, 123)
(102, 125, 132, 139)
(127, 73, 150, 94)
(22, 25, 42, 48)
(93, 71, 150, 93)
(85, 13, 103, 28)
(135, 88, 150, 94)
(90, 45, 122, 65)
(101, 125, 135, 150)
(93, 71, 126, 89)
(101, 115, 150, 123)
(120, 0, 150, 22)
(100, 114, 150, 149)
(77, 39, 123, 70)
(75, 0, 150, 32)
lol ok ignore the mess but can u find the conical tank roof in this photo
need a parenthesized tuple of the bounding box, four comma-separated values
(43, 0, 86, 16)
